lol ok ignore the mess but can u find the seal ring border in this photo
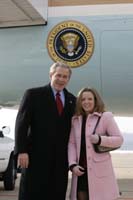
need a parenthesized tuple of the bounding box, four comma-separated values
(47, 20, 94, 68)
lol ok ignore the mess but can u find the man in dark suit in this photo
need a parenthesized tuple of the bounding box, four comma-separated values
(14, 62, 76, 200)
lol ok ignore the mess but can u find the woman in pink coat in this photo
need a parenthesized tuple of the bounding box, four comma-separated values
(68, 87, 123, 200)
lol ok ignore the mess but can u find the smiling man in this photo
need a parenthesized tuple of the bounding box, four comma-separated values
(14, 62, 76, 200)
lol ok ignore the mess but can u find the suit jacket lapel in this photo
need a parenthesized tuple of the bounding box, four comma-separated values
(43, 84, 58, 115)
(63, 89, 73, 114)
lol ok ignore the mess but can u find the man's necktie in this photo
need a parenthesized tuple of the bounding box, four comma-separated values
(56, 92, 63, 115)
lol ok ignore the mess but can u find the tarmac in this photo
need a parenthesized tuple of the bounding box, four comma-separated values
(110, 151, 133, 200)
(0, 151, 133, 200)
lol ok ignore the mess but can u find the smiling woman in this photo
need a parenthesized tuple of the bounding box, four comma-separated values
(68, 87, 124, 200)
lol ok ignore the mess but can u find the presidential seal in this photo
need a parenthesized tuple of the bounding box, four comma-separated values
(47, 20, 94, 68)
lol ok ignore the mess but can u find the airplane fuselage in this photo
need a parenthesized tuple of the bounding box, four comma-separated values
(0, 3, 133, 116)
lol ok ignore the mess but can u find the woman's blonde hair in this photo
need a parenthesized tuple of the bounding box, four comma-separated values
(75, 87, 105, 116)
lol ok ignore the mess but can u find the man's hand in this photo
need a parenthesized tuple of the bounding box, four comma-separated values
(18, 153, 29, 168)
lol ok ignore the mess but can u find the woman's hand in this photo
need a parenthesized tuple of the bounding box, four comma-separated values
(72, 165, 85, 176)
(90, 134, 99, 144)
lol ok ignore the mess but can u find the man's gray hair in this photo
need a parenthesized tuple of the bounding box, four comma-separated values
(50, 62, 72, 78)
